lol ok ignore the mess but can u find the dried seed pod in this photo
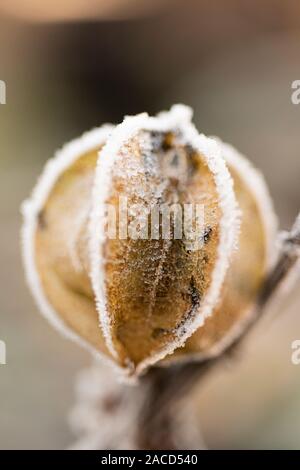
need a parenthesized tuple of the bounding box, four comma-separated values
(90, 105, 239, 373)
(21, 126, 115, 367)
(166, 140, 278, 364)
(21, 105, 239, 377)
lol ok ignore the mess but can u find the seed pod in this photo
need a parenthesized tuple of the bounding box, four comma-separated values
(21, 126, 115, 366)
(90, 106, 239, 374)
(166, 139, 278, 364)
(21, 105, 239, 377)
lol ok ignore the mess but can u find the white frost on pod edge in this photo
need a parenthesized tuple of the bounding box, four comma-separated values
(20, 125, 131, 380)
(214, 138, 278, 270)
(89, 104, 240, 375)
(163, 138, 278, 367)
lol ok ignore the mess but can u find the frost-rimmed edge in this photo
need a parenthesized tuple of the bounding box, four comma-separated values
(162, 138, 278, 367)
(20, 125, 135, 381)
(89, 104, 240, 376)
(218, 139, 278, 270)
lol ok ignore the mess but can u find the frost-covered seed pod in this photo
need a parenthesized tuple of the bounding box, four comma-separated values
(22, 105, 245, 377)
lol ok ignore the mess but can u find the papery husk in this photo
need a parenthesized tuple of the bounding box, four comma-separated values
(90, 106, 239, 373)
(21, 126, 121, 372)
(21, 106, 240, 377)
(164, 140, 277, 364)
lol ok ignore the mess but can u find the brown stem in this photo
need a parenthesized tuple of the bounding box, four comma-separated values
(137, 212, 300, 450)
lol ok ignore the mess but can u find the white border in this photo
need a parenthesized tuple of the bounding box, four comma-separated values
(89, 104, 240, 375)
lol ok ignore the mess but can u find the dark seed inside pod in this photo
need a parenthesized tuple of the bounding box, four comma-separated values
(37, 210, 47, 230)
(202, 226, 212, 244)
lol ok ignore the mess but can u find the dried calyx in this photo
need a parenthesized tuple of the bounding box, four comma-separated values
(21, 105, 277, 378)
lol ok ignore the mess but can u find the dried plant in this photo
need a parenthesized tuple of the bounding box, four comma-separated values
(21, 105, 300, 449)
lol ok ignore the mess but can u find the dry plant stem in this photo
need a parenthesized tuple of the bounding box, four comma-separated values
(137, 212, 300, 450)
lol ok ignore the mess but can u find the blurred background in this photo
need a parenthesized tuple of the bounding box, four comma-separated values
(1, 0, 300, 449)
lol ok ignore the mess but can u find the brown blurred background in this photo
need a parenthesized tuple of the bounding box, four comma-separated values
(1, 0, 300, 449)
